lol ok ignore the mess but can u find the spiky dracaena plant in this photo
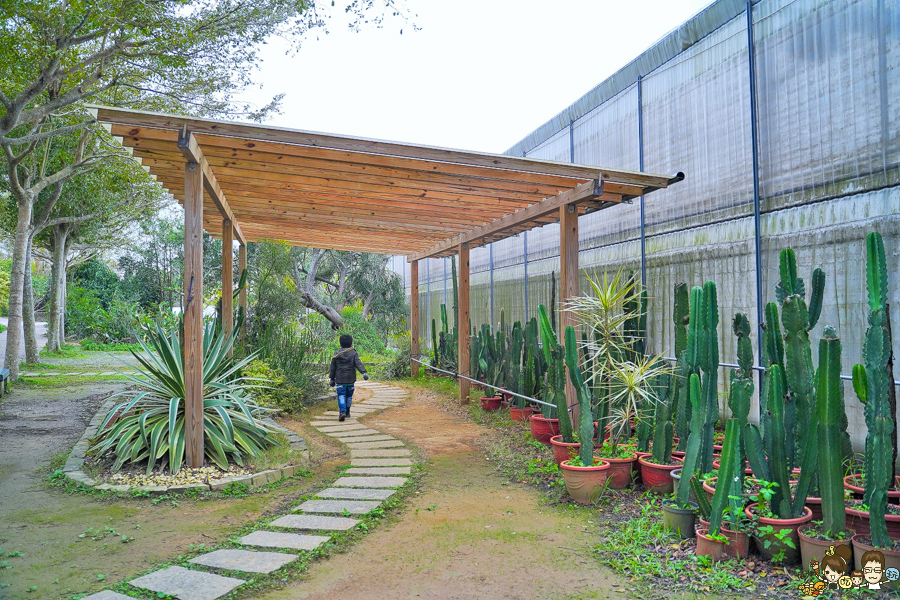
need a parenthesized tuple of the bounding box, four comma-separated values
(852, 231, 897, 549)
(91, 322, 277, 475)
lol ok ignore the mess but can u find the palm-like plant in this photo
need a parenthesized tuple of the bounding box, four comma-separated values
(91, 321, 277, 474)
(605, 355, 674, 448)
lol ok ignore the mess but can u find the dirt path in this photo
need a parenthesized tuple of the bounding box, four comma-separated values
(256, 386, 630, 600)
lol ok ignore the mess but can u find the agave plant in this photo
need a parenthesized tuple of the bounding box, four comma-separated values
(91, 321, 278, 474)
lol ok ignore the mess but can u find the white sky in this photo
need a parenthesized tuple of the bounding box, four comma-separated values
(242, 0, 715, 154)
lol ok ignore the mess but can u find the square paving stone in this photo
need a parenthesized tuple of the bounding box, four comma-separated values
(189, 549, 296, 574)
(345, 467, 411, 475)
(270, 514, 359, 531)
(315, 487, 396, 500)
(351, 458, 413, 467)
(345, 440, 405, 449)
(326, 428, 382, 438)
(295, 499, 382, 514)
(323, 411, 342, 416)
(130, 566, 244, 600)
(335, 434, 396, 443)
(239, 530, 330, 551)
(334, 476, 407, 488)
(315, 424, 369, 433)
(351, 449, 412, 457)
(80, 592, 135, 600)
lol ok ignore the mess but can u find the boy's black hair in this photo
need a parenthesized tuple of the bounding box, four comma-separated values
(340, 334, 353, 348)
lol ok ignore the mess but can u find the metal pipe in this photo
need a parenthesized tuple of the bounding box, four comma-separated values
(523, 232, 529, 322)
(569, 119, 575, 163)
(443, 257, 447, 305)
(411, 358, 556, 408)
(489, 243, 494, 326)
(658, 356, 900, 386)
(746, 0, 766, 404)
(637, 75, 647, 288)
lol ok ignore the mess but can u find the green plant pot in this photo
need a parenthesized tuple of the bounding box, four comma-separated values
(662, 501, 697, 539)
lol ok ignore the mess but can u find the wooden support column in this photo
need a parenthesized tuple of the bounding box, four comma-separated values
(410, 260, 419, 378)
(222, 219, 234, 356)
(560, 204, 580, 424)
(458, 243, 471, 403)
(184, 160, 204, 468)
(238, 243, 247, 347)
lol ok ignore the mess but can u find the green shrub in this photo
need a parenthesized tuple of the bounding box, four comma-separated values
(327, 302, 385, 355)
(383, 332, 412, 380)
(255, 321, 327, 410)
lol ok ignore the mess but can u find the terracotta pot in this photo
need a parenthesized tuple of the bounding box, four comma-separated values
(550, 435, 580, 466)
(702, 477, 717, 502)
(712, 458, 754, 476)
(844, 475, 900, 505)
(798, 525, 854, 573)
(480, 396, 503, 412)
(721, 526, 751, 559)
(744, 503, 813, 565)
(638, 457, 681, 495)
(671, 450, 686, 459)
(560, 458, 611, 505)
(851, 534, 900, 573)
(699, 516, 710, 529)
(510, 406, 535, 422)
(634, 451, 651, 484)
(695, 529, 726, 561)
(805, 496, 823, 523)
(845, 506, 900, 540)
(596, 453, 637, 489)
(662, 501, 697, 539)
(530, 415, 560, 446)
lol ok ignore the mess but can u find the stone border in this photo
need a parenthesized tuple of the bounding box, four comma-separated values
(60, 394, 327, 495)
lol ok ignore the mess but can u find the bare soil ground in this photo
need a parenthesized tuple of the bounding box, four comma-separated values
(256, 386, 631, 600)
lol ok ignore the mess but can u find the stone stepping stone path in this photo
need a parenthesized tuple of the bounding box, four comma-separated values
(81, 381, 410, 600)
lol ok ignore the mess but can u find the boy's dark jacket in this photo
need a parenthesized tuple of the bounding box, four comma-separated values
(329, 348, 367, 385)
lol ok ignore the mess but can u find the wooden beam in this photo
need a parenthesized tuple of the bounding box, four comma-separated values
(222, 219, 234, 357)
(458, 243, 470, 403)
(410, 260, 419, 378)
(560, 203, 580, 425)
(238, 243, 247, 347)
(96, 105, 680, 185)
(183, 160, 205, 469)
(177, 131, 246, 245)
(409, 179, 604, 262)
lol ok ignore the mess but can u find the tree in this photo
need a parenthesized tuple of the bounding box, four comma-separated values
(0, 0, 415, 375)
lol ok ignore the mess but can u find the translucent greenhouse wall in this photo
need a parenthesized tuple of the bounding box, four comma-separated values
(395, 0, 900, 452)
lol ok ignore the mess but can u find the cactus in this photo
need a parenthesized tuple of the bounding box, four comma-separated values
(431, 318, 438, 364)
(681, 283, 719, 474)
(709, 418, 743, 536)
(650, 373, 674, 464)
(624, 273, 647, 362)
(672, 283, 691, 450)
(675, 373, 704, 507)
(853, 231, 897, 549)
(816, 327, 846, 537)
(539, 304, 574, 443)
(691, 476, 712, 520)
(566, 325, 595, 465)
(451, 256, 458, 331)
(729, 313, 754, 430)
(782, 295, 814, 470)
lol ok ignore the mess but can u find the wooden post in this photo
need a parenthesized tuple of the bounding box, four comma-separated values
(222, 220, 233, 356)
(410, 260, 419, 378)
(238, 243, 247, 347)
(560, 204, 580, 423)
(184, 161, 205, 468)
(458, 243, 471, 403)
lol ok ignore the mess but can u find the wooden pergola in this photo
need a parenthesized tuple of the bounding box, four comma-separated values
(91, 105, 683, 467)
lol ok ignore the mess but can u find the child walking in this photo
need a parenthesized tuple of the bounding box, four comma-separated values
(329, 334, 368, 421)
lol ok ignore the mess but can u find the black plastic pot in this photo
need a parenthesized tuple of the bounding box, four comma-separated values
(670, 468, 697, 503)
(662, 500, 697, 539)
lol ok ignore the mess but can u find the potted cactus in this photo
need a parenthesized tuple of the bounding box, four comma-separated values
(707, 418, 751, 558)
(560, 326, 610, 504)
(849, 232, 900, 568)
(638, 373, 682, 494)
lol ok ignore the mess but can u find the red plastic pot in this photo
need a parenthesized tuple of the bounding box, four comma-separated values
(798, 525, 854, 574)
(845, 505, 900, 539)
(804, 496, 823, 523)
(530, 415, 560, 446)
(712, 458, 754, 476)
(702, 477, 717, 502)
(596, 453, 637, 489)
(480, 396, 503, 411)
(844, 475, 900, 505)
(638, 457, 681, 495)
(695, 529, 726, 561)
(851, 533, 900, 572)
(560, 458, 611, 505)
(744, 503, 813, 565)
(550, 435, 579, 466)
(510, 406, 535, 422)
(721, 526, 751, 559)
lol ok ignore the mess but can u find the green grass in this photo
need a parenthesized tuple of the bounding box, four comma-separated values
(78, 340, 143, 352)
(39, 344, 88, 359)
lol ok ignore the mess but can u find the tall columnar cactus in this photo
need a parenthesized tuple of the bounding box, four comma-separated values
(650, 373, 674, 465)
(709, 418, 743, 536)
(853, 231, 897, 549)
(682, 282, 719, 474)
(675, 374, 704, 507)
(672, 283, 691, 450)
(729, 313, 754, 430)
(451, 256, 458, 331)
(539, 304, 573, 442)
(817, 327, 847, 537)
(566, 325, 595, 465)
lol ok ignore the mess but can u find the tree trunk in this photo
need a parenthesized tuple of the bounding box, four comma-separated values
(4, 198, 33, 376)
(60, 240, 70, 343)
(23, 239, 39, 364)
(47, 226, 67, 352)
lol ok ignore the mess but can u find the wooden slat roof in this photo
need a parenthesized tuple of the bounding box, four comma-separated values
(91, 106, 682, 258)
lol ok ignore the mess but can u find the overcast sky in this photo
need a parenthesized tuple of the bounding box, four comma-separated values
(242, 0, 715, 154)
